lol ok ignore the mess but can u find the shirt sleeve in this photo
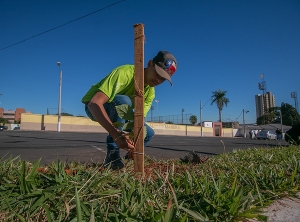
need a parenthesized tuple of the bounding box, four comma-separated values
(144, 87, 155, 117)
(97, 68, 131, 103)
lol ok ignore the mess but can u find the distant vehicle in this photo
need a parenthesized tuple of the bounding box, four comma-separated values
(0, 125, 7, 131)
(13, 126, 20, 130)
(256, 130, 277, 140)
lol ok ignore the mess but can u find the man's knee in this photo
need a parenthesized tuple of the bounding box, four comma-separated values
(113, 95, 132, 106)
(146, 126, 155, 138)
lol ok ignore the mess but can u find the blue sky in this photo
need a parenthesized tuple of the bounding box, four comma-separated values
(1, 0, 299, 124)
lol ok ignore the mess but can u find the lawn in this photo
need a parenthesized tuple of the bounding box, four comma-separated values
(0, 145, 299, 221)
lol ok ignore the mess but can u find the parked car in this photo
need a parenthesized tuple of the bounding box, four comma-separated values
(0, 125, 7, 131)
(256, 130, 277, 140)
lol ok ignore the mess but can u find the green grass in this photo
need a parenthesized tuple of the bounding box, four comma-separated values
(0, 145, 299, 221)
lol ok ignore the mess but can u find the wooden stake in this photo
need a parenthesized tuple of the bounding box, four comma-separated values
(133, 24, 145, 173)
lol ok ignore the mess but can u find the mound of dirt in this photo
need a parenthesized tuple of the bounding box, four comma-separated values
(180, 150, 209, 164)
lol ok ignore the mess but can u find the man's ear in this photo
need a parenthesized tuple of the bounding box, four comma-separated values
(147, 60, 155, 67)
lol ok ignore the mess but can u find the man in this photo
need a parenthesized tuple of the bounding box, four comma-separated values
(276, 128, 282, 140)
(82, 51, 177, 169)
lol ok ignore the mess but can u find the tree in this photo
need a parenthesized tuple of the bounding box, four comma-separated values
(0, 117, 9, 125)
(256, 103, 300, 126)
(189, 115, 197, 125)
(211, 89, 230, 122)
(280, 103, 300, 126)
(285, 122, 300, 145)
(257, 112, 276, 125)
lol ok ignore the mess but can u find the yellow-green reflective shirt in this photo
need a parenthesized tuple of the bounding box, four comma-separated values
(81, 65, 155, 117)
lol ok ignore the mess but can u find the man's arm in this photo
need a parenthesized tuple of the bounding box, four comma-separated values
(88, 91, 134, 150)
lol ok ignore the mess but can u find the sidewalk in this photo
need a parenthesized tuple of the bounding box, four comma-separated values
(249, 193, 300, 222)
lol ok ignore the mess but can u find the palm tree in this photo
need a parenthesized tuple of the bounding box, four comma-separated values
(211, 89, 230, 122)
(189, 115, 197, 125)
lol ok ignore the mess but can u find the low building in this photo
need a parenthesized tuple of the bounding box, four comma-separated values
(0, 107, 26, 123)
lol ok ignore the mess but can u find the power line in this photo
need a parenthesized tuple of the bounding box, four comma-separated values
(0, 0, 125, 51)
(236, 110, 243, 120)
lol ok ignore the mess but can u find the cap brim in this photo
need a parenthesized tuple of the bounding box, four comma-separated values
(155, 64, 172, 86)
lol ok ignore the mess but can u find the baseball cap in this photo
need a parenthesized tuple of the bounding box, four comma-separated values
(153, 51, 177, 86)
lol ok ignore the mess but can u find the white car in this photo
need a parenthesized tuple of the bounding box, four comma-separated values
(256, 130, 277, 140)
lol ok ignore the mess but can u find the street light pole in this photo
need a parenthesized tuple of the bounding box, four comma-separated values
(151, 106, 154, 122)
(155, 100, 159, 122)
(243, 109, 249, 138)
(57, 62, 62, 132)
(200, 100, 202, 136)
(182, 108, 184, 124)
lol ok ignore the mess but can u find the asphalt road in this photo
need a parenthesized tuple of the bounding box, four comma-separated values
(0, 130, 289, 165)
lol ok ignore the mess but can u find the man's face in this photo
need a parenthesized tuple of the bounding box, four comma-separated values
(144, 61, 166, 87)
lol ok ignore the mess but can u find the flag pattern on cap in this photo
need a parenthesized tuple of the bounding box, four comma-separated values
(164, 59, 176, 76)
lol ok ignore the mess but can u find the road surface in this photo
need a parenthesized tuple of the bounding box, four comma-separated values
(0, 130, 289, 165)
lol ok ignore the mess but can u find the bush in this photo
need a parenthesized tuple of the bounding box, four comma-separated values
(285, 122, 300, 145)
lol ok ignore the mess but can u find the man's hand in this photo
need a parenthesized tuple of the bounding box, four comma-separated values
(114, 133, 135, 151)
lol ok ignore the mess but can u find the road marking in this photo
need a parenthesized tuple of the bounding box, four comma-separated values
(91, 145, 105, 152)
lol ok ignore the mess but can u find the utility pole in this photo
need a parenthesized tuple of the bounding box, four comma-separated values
(291, 92, 299, 113)
(243, 109, 249, 138)
(280, 109, 283, 140)
(200, 100, 202, 136)
(57, 62, 62, 132)
(200, 99, 211, 137)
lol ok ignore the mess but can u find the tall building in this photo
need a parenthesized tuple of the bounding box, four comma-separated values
(255, 92, 276, 119)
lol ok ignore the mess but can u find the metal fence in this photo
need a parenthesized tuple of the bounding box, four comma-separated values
(145, 113, 194, 124)
(47, 108, 196, 124)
